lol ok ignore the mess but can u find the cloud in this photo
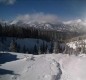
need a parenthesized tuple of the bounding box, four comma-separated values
(63, 19, 86, 26)
(11, 13, 59, 24)
(9, 13, 86, 27)
(63, 19, 82, 24)
(0, 0, 16, 5)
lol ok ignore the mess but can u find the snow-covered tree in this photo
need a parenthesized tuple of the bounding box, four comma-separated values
(9, 40, 17, 52)
(38, 46, 41, 55)
(53, 41, 59, 53)
(81, 40, 86, 53)
(17, 44, 20, 52)
(46, 47, 49, 54)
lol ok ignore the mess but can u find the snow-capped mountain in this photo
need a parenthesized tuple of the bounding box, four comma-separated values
(9, 18, 73, 31)
(10, 20, 83, 32)
(63, 19, 86, 32)
(1, 18, 86, 32)
(9, 17, 86, 32)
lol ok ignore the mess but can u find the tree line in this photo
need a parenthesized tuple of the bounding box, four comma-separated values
(9, 39, 65, 55)
(0, 23, 82, 55)
(0, 23, 80, 42)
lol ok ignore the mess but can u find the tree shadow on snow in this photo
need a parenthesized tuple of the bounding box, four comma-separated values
(0, 52, 18, 64)
(0, 68, 14, 75)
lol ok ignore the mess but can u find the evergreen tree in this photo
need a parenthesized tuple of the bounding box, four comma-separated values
(38, 46, 41, 55)
(42, 41, 45, 53)
(40, 41, 46, 53)
(40, 43, 43, 54)
(17, 44, 20, 52)
(0, 24, 2, 36)
(46, 47, 49, 54)
(36, 39, 39, 44)
(23, 45, 26, 53)
(45, 43, 48, 53)
(81, 41, 86, 53)
(53, 41, 59, 53)
(34, 44, 38, 55)
(50, 42, 54, 53)
(26, 48, 29, 54)
(9, 40, 17, 52)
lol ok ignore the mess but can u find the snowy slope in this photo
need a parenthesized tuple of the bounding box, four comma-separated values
(1, 52, 86, 80)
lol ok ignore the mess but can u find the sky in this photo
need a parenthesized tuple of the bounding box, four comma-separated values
(0, 0, 86, 21)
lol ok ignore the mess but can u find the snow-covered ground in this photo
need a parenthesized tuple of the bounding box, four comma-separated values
(0, 52, 86, 80)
